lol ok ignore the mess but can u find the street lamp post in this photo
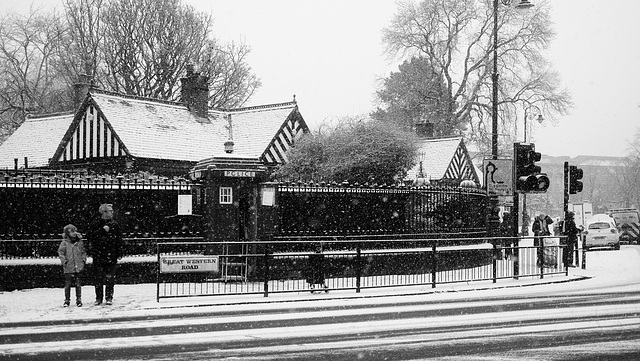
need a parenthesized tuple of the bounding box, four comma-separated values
(491, 0, 534, 159)
(520, 105, 544, 235)
(489, 0, 534, 238)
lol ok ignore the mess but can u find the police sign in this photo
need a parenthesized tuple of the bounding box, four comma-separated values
(224, 170, 255, 177)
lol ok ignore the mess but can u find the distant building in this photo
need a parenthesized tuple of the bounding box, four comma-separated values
(530, 154, 630, 216)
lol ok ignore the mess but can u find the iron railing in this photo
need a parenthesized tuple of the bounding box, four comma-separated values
(275, 182, 487, 236)
(156, 236, 570, 301)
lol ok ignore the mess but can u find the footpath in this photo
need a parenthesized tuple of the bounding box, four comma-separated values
(0, 267, 596, 327)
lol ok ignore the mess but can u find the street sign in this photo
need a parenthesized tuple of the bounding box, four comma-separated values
(159, 256, 220, 273)
(483, 159, 513, 197)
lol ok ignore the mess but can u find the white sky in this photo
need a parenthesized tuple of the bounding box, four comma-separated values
(3, 0, 640, 158)
(197, 0, 640, 158)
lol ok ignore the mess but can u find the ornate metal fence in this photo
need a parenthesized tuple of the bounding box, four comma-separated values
(275, 182, 487, 236)
(0, 169, 194, 237)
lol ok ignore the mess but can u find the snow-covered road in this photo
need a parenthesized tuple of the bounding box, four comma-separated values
(1, 246, 639, 360)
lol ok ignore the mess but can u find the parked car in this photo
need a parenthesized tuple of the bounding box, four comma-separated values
(584, 214, 620, 250)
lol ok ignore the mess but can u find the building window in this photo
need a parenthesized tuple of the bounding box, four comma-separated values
(219, 187, 233, 204)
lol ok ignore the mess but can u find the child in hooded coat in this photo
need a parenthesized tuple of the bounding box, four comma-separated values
(58, 224, 87, 307)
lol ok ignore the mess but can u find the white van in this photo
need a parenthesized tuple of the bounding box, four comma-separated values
(609, 208, 640, 245)
(584, 214, 620, 250)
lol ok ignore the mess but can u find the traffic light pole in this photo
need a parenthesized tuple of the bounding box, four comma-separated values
(563, 161, 569, 219)
(512, 191, 520, 279)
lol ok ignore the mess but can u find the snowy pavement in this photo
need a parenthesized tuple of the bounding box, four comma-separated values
(0, 270, 585, 326)
(2, 245, 639, 327)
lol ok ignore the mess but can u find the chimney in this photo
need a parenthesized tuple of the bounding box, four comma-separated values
(180, 64, 210, 118)
(415, 122, 434, 138)
(73, 74, 93, 109)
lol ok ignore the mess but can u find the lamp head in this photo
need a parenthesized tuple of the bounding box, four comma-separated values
(514, 0, 534, 11)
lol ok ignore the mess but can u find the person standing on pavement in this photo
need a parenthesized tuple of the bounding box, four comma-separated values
(562, 211, 580, 267)
(306, 243, 329, 293)
(89, 203, 123, 306)
(58, 224, 87, 307)
(532, 213, 552, 244)
(499, 212, 515, 259)
(532, 213, 551, 267)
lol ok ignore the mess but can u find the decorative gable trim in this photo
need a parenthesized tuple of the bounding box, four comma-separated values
(52, 97, 129, 164)
(261, 107, 309, 165)
(443, 140, 480, 184)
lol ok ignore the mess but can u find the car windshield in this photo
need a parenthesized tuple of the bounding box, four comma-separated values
(588, 222, 611, 230)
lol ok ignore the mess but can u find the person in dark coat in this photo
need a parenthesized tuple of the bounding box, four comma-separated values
(306, 243, 328, 293)
(500, 212, 515, 259)
(532, 213, 552, 242)
(58, 224, 87, 307)
(532, 213, 551, 267)
(562, 211, 580, 267)
(89, 203, 123, 306)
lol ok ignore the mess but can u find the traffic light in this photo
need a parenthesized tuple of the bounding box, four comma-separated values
(514, 143, 550, 193)
(569, 165, 584, 194)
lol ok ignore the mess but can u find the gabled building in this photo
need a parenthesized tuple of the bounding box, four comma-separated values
(405, 124, 480, 186)
(0, 67, 309, 177)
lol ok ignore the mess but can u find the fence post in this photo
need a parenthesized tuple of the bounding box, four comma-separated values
(581, 235, 587, 269)
(565, 244, 569, 276)
(156, 242, 161, 303)
(539, 238, 545, 279)
(492, 240, 498, 283)
(431, 241, 437, 288)
(355, 243, 361, 293)
(263, 244, 270, 297)
(564, 238, 569, 276)
(513, 237, 519, 280)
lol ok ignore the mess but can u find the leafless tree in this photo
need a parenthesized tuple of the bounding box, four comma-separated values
(382, 0, 572, 157)
(0, 8, 68, 142)
(0, 0, 262, 143)
(55, 0, 104, 86)
(94, 0, 260, 107)
(201, 39, 261, 109)
(614, 128, 640, 209)
(97, 0, 211, 100)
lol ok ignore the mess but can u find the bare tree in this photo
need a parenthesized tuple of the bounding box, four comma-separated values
(615, 128, 640, 209)
(0, 8, 67, 141)
(0, 0, 262, 143)
(382, 0, 572, 157)
(98, 0, 211, 100)
(62, 0, 260, 107)
(200, 39, 261, 109)
(55, 0, 105, 86)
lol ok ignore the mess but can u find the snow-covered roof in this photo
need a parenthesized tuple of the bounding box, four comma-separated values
(0, 89, 307, 170)
(0, 112, 75, 169)
(406, 136, 479, 184)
